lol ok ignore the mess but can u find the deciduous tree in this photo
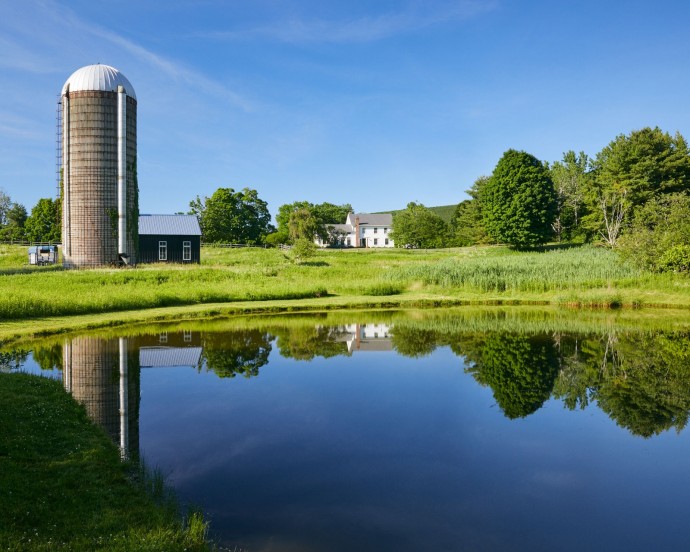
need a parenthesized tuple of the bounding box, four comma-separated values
(276, 201, 353, 243)
(390, 202, 448, 248)
(549, 151, 590, 241)
(0, 203, 28, 242)
(482, 150, 557, 249)
(0, 189, 29, 242)
(190, 187, 272, 244)
(24, 198, 60, 243)
(583, 127, 690, 244)
(449, 176, 491, 246)
(617, 193, 690, 272)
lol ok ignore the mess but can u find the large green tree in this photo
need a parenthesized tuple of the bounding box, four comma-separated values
(0, 189, 28, 242)
(449, 176, 491, 247)
(584, 127, 690, 245)
(287, 207, 319, 261)
(592, 127, 690, 206)
(390, 202, 448, 248)
(190, 187, 272, 244)
(482, 150, 557, 249)
(275, 201, 353, 244)
(24, 198, 60, 243)
(0, 203, 27, 242)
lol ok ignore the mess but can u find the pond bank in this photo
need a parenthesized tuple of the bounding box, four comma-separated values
(2, 294, 690, 349)
(0, 373, 211, 551)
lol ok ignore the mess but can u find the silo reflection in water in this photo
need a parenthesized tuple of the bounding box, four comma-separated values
(63, 336, 139, 459)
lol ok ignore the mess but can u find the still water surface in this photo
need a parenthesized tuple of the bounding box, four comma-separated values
(7, 310, 690, 551)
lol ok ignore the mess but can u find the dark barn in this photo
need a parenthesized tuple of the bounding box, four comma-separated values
(138, 214, 201, 264)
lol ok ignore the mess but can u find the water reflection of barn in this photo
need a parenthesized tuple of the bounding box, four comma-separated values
(136, 331, 202, 368)
(62, 331, 202, 459)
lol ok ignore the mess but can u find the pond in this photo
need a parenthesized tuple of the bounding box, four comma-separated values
(5, 308, 690, 552)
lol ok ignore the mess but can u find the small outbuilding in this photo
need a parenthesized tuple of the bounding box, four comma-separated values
(138, 214, 202, 264)
(28, 245, 58, 265)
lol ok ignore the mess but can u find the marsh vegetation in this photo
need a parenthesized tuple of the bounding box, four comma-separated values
(1, 243, 689, 327)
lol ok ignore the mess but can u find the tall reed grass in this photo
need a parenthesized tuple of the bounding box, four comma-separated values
(386, 245, 640, 292)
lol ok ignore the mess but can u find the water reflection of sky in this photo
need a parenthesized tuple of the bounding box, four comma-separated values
(140, 343, 690, 552)
(9, 319, 690, 551)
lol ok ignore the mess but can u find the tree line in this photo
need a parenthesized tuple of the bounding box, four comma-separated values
(0, 189, 60, 243)
(391, 126, 690, 272)
(9, 125, 690, 274)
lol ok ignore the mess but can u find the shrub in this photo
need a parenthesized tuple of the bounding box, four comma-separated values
(657, 245, 690, 273)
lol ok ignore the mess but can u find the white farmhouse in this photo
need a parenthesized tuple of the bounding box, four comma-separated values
(316, 212, 395, 248)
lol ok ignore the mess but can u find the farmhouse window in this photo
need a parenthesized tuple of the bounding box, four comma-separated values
(159, 241, 168, 261)
(374, 227, 378, 233)
(183, 241, 192, 261)
(385, 239, 389, 245)
(374, 238, 378, 245)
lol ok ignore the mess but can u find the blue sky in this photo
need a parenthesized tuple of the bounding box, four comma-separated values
(2, 0, 690, 219)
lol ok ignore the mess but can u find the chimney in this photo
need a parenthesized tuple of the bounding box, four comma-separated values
(355, 216, 360, 248)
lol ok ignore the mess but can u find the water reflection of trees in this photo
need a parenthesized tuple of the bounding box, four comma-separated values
(0, 349, 28, 372)
(553, 333, 690, 437)
(33, 344, 63, 371)
(462, 334, 559, 419)
(199, 330, 272, 378)
(391, 323, 690, 437)
(273, 326, 351, 361)
(6, 320, 690, 438)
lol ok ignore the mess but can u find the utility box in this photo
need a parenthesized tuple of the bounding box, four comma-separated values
(28, 245, 58, 266)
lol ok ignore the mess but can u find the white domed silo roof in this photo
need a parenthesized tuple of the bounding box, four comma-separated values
(61, 64, 136, 99)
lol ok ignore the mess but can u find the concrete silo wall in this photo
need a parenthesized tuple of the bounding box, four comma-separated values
(62, 91, 137, 267)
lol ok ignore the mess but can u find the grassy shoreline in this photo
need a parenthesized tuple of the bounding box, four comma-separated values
(1, 243, 689, 344)
(0, 373, 211, 551)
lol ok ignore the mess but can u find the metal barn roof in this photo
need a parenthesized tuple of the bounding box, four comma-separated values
(62, 64, 136, 99)
(139, 214, 201, 236)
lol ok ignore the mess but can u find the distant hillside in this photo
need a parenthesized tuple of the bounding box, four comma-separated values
(376, 204, 458, 224)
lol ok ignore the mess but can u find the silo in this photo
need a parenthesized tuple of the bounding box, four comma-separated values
(61, 64, 138, 267)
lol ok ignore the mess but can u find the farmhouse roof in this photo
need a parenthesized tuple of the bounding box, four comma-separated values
(326, 223, 354, 232)
(346, 213, 393, 226)
(138, 214, 201, 236)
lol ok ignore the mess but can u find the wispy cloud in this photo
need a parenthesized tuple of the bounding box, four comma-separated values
(201, 0, 497, 43)
(82, 24, 253, 111)
(3, 0, 252, 111)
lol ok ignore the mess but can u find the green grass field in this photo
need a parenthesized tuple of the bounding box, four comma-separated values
(1, 243, 689, 337)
